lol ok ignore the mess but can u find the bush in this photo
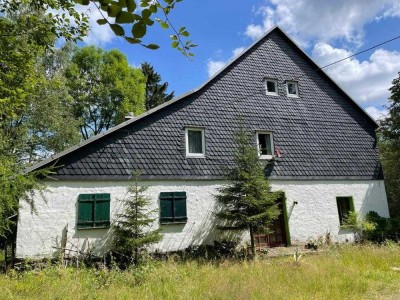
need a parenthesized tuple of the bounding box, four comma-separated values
(365, 211, 400, 242)
(342, 211, 376, 242)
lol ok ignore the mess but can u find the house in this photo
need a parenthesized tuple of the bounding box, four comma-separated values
(16, 26, 389, 258)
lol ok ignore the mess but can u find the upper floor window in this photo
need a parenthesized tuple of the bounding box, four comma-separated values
(265, 78, 278, 96)
(257, 131, 274, 159)
(185, 127, 205, 157)
(286, 81, 299, 97)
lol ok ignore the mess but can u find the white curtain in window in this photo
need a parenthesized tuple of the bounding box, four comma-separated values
(259, 134, 272, 155)
(188, 130, 203, 153)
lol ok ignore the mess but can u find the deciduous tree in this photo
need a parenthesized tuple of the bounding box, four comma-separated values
(379, 72, 400, 217)
(65, 46, 146, 139)
(2, 0, 196, 57)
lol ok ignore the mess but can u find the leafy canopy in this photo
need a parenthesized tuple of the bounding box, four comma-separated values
(0, 10, 79, 243)
(379, 72, 400, 217)
(65, 46, 146, 139)
(2, 0, 197, 57)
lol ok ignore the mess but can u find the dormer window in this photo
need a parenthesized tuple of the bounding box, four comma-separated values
(286, 81, 299, 97)
(185, 127, 205, 158)
(265, 78, 278, 96)
(256, 131, 274, 159)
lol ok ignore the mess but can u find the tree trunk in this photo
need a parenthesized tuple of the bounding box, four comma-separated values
(4, 243, 7, 272)
(134, 247, 139, 266)
(249, 224, 256, 259)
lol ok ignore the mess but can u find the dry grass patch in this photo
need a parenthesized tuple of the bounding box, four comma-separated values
(1, 244, 400, 299)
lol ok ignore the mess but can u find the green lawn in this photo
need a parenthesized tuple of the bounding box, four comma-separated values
(1, 245, 400, 299)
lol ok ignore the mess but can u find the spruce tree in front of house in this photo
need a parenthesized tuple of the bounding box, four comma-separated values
(113, 172, 162, 265)
(215, 122, 282, 257)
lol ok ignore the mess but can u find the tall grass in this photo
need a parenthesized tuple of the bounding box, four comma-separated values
(1, 245, 400, 299)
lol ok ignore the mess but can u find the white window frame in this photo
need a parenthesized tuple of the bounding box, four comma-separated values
(185, 127, 205, 158)
(256, 131, 274, 160)
(286, 81, 299, 97)
(264, 78, 279, 96)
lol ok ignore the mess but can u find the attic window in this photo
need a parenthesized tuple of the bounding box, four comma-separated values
(185, 127, 205, 158)
(257, 131, 274, 159)
(265, 78, 278, 96)
(286, 81, 299, 97)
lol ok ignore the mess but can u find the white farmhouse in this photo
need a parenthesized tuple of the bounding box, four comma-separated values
(17, 27, 389, 258)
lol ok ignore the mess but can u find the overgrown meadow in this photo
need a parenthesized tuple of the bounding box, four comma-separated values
(1, 244, 400, 299)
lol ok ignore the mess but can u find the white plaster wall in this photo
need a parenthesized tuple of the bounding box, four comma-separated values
(270, 180, 389, 243)
(16, 179, 389, 258)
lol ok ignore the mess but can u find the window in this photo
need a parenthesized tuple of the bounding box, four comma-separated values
(185, 127, 205, 157)
(257, 132, 274, 159)
(336, 196, 354, 225)
(160, 192, 187, 224)
(286, 81, 299, 97)
(77, 193, 110, 229)
(265, 78, 278, 95)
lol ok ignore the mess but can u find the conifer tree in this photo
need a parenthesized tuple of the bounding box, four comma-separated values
(215, 122, 282, 257)
(114, 172, 162, 265)
(141, 62, 174, 110)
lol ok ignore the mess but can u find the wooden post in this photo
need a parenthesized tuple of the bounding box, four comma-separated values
(249, 224, 256, 259)
(60, 224, 68, 267)
(11, 241, 15, 268)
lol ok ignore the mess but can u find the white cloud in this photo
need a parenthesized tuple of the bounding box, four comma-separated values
(365, 106, 388, 120)
(206, 60, 226, 77)
(232, 47, 246, 57)
(207, 47, 247, 77)
(245, 0, 400, 46)
(50, 3, 115, 46)
(74, 3, 115, 46)
(312, 43, 400, 104)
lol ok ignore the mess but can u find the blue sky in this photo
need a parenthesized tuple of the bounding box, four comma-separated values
(78, 0, 400, 120)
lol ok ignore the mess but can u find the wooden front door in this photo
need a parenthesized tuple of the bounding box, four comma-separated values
(254, 197, 288, 249)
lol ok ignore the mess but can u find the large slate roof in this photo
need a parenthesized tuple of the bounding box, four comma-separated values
(28, 27, 383, 181)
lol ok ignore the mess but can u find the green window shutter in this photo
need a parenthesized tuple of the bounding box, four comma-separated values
(160, 192, 187, 224)
(77, 193, 111, 229)
(173, 192, 187, 222)
(78, 194, 94, 229)
(349, 197, 355, 212)
(160, 192, 174, 223)
(94, 193, 110, 227)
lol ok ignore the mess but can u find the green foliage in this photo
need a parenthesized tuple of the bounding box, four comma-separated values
(2, 0, 196, 57)
(2, 0, 89, 44)
(113, 172, 163, 265)
(0, 10, 78, 246)
(342, 211, 377, 242)
(379, 140, 400, 216)
(379, 72, 400, 217)
(141, 62, 174, 110)
(380, 72, 400, 146)
(65, 46, 146, 139)
(365, 211, 400, 242)
(215, 121, 281, 256)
